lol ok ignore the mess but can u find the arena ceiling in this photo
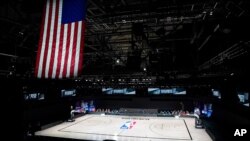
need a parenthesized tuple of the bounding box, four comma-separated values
(0, 0, 250, 83)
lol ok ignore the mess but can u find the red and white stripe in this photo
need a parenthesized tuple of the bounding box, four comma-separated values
(35, 0, 85, 79)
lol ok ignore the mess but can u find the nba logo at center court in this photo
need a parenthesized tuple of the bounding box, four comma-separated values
(120, 121, 136, 129)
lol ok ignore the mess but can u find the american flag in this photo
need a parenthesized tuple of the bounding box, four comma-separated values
(35, 0, 86, 79)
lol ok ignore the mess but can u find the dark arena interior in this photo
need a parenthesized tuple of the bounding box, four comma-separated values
(1, 0, 250, 141)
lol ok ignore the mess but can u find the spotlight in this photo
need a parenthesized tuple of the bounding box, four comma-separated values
(116, 59, 120, 64)
(19, 32, 24, 35)
(143, 67, 147, 71)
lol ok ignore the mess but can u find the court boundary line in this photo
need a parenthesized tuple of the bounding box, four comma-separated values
(58, 115, 192, 140)
(59, 130, 192, 140)
(183, 119, 193, 140)
(58, 116, 94, 131)
(148, 118, 192, 140)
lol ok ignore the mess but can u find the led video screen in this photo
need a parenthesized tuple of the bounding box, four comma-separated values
(24, 93, 45, 101)
(237, 91, 249, 107)
(102, 88, 135, 95)
(148, 88, 186, 95)
(61, 89, 76, 97)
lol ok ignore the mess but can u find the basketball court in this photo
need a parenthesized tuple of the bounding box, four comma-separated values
(35, 114, 212, 141)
